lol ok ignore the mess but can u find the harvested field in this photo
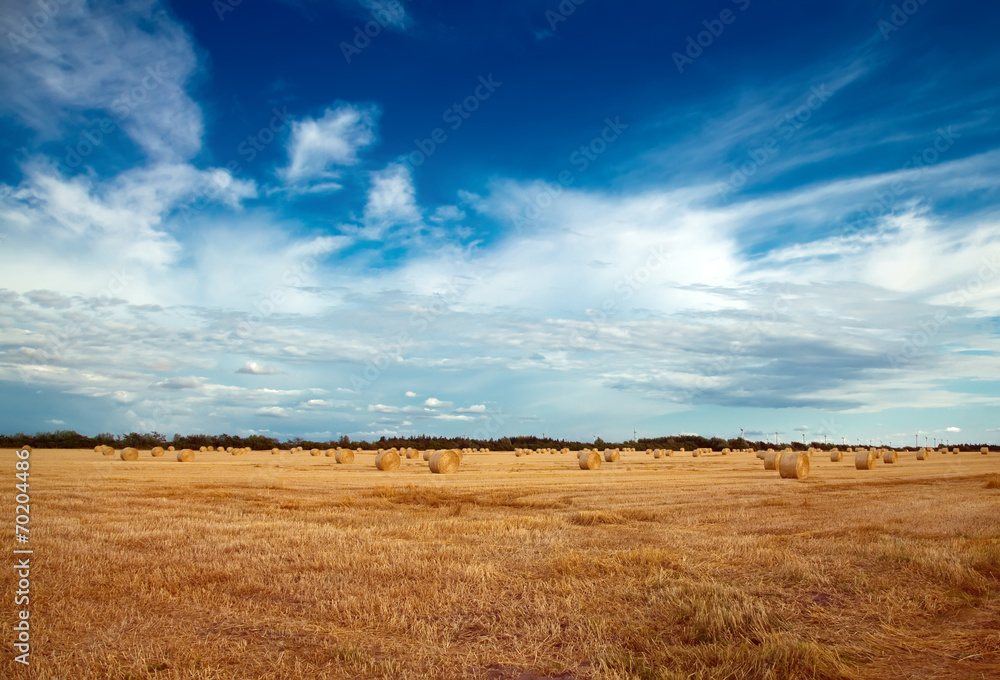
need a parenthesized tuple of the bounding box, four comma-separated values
(1, 448, 998, 680)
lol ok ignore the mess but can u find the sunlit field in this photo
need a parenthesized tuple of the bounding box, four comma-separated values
(2, 447, 998, 679)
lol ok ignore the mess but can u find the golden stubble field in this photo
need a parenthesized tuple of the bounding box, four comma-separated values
(1, 447, 998, 680)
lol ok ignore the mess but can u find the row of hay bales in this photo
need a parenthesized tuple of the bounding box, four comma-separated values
(513, 447, 574, 456)
(96, 445, 197, 462)
(373, 447, 462, 474)
(754, 444, 993, 480)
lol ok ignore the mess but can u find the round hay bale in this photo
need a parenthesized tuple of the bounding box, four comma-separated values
(94, 445, 103, 453)
(335, 448, 355, 464)
(176, 449, 195, 462)
(429, 449, 461, 474)
(578, 451, 601, 470)
(375, 449, 401, 471)
(406, 448, 420, 459)
(423, 450, 432, 461)
(855, 449, 876, 470)
(763, 450, 783, 470)
(883, 450, 898, 464)
(271, 448, 280, 455)
(151, 446, 165, 457)
(692, 449, 702, 457)
(830, 449, 843, 462)
(120, 447, 139, 461)
(167, 446, 175, 452)
(101, 445, 115, 456)
(310, 448, 321, 457)
(653, 449, 662, 459)
(953, 447, 960, 454)
(916, 447, 928, 460)
(722, 448, 730, 455)
(778, 451, 809, 479)
(325, 448, 335, 457)
(982, 447, 989, 455)
(604, 449, 620, 463)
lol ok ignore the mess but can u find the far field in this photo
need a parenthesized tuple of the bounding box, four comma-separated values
(1, 447, 998, 679)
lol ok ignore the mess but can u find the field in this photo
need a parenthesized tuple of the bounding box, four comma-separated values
(1, 447, 999, 680)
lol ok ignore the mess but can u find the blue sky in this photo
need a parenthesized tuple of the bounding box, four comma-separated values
(1, 0, 999, 445)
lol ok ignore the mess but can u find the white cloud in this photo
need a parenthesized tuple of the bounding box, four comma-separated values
(404, 390, 417, 397)
(0, 160, 256, 282)
(256, 406, 290, 418)
(430, 205, 465, 223)
(946, 426, 962, 432)
(457, 404, 487, 413)
(364, 163, 420, 227)
(236, 361, 278, 375)
(424, 397, 451, 408)
(281, 103, 378, 188)
(0, 0, 204, 162)
(152, 377, 203, 390)
(356, 0, 410, 29)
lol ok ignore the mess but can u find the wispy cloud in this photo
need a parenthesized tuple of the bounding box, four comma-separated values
(280, 103, 378, 191)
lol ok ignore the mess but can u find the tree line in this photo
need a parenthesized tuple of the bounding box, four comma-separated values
(0, 430, 986, 451)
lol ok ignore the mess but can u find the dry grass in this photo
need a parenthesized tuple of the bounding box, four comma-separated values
(1, 448, 999, 680)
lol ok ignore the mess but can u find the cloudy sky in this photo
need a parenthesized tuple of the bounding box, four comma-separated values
(1, 0, 998, 445)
